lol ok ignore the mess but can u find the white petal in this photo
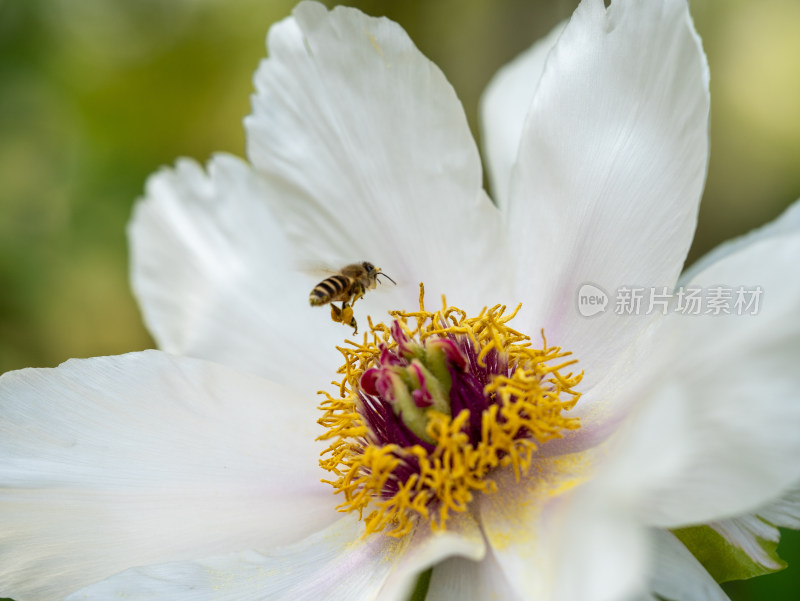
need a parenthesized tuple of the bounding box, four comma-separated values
(699, 479, 800, 574)
(606, 232, 800, 527)
(649, 530, 729, 601)
(64, 515, 397, 601)
(680, 197, 800, 285)
(130, 153, 344, 394)
(0, 351, 338, 601)
(426, 551, 522, 601)
(479, 20, 565, 210)
(245, 2, 512, 313)
(375, 511, 486, 601)
(535, 313, 661, 456)
(508, 0, 710, 392)
(64, 512, 485, 601)
(478, 460, 649, 601)
(708, 515, 783, 572)
(758, 479, 800, 529)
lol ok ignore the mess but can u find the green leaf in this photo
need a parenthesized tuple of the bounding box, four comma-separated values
(407, 567, 433, 601)
(673, 524, 787, 583)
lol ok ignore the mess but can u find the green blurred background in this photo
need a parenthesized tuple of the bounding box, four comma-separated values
(0, 0, 798, 598)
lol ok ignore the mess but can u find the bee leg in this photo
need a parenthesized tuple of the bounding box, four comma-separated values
(330, 304, 343, 324)
(340, 304, 357, 334)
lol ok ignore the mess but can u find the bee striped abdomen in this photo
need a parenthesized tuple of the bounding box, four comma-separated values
(309, 274, 352, 306)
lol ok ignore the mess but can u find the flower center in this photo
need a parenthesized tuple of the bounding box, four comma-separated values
(317, 285, 583, 537)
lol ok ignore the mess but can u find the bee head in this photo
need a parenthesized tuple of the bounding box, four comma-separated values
(361, 261, 396, 287)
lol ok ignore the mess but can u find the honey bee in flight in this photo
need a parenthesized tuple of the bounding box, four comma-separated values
(309, 261, 396, 334)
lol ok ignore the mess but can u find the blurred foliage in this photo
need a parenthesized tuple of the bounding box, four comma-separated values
(0, 0, 799, 599)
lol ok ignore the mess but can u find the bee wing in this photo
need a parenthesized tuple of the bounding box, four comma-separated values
(300, 261, 367, 280)
(301, 264, 340, 283)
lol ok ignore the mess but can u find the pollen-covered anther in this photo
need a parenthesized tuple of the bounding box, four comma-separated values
(317, 285, 583, 538)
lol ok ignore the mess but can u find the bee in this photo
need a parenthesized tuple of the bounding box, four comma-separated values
(309, 261, 396, 334)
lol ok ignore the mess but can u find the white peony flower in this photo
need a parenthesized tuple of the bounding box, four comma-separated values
(2, 1, 800, 600)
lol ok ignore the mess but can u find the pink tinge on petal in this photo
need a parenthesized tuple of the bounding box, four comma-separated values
(409, 363, 434, 408)
(427, 338, 469, 371)
(392, 321, 414, 358)
(361, 368, 382, 397)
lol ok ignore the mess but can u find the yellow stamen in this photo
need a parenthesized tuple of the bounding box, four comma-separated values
(317, 284, 583, 537)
